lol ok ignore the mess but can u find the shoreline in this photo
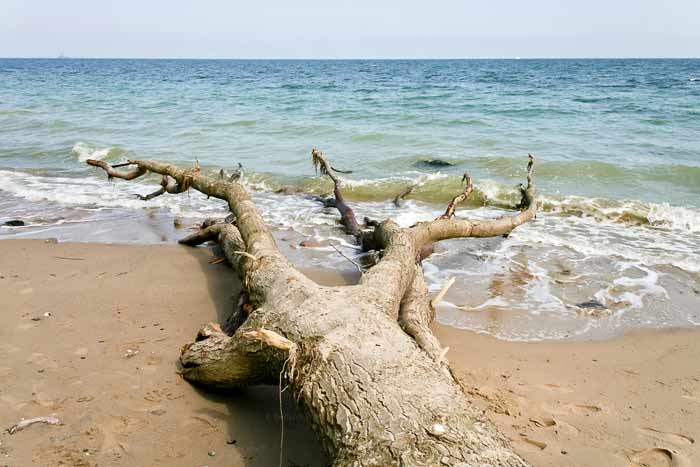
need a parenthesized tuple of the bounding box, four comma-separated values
(1, 239, 698, 466)
(3, 223, 698, 343)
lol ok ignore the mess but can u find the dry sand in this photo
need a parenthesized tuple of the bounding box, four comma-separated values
(1, 239, 697, 467)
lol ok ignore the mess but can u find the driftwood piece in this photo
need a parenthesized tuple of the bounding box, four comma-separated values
(6, 416, 61, 434)
(86, 150, 538, 467)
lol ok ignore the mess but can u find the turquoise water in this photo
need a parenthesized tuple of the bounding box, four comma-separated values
(1, 59, 699, 340)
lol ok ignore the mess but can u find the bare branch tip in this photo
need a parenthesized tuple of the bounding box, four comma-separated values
(431, 276, 456, 308)
(311, 149, 329, 176)
(461, 172, 472, 187)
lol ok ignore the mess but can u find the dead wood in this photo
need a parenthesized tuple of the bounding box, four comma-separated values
(86, 150, 538, 467)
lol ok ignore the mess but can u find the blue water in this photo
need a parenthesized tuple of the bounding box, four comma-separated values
(1, 58, 699, 340)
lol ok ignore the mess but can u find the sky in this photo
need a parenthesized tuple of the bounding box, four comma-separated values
(1, 0, 699, 59)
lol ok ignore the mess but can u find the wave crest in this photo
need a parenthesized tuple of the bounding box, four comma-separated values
(245, 171, 700, 234)
(71, 142, 129, 162)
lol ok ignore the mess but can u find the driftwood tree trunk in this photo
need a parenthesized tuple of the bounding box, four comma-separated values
(87, 151, 537, 467)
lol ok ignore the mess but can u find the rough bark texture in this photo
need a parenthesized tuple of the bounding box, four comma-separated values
(86, 152, 538, 467)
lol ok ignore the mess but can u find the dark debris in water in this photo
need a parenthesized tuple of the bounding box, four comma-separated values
(412, 159, 455, 169)
(576, 299, 607, 310)
(3, 220, 25, 226)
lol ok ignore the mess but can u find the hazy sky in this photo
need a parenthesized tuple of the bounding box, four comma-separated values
(2, 0, 698, 58)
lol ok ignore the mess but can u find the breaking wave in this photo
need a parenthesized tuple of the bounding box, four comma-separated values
(243, 171, 700, 234)
(71, 141, 130, 162)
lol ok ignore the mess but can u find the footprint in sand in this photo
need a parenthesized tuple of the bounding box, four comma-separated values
(570, 404, 602, 415)
(681, 391, 700, 404)
(530, 414, 581, 437)
(629, 447, 692, 467)
(145, 354, 162, 366)
(529, 416, 556, 428)
(547, 403, 603, 416)
(638, 427, 695, 446)
(616, 368, 641, 377)
(144, 388, 184, 402)
(100, 414, 145, 437)
(515, 435, 547, 451)
(538, 383, 574, 393)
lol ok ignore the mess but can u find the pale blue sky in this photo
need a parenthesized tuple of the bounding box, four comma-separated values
(2, 0, 698, 58)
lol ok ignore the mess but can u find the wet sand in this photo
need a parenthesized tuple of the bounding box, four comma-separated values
(1, 239, 698, 467)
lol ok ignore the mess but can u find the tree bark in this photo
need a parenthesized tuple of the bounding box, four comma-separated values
(86, 152, 537, 467)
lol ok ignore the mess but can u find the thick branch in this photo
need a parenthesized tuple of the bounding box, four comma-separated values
(87, 159, 280, 263)
(398, 265, 449, 370)
(411, 206, 536, 249)
(86, 159, 146, 180)
(180, 322, 281, 389)
(179, 223, 248, 279)
(358, 220, 415, 315)
(87, 159, 310, 310)
(412, 155, 537, 250)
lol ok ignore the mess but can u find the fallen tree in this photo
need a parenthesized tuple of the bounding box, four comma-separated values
(87, 151, 537, 467)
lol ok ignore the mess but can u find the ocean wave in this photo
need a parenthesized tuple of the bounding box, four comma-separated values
(243, 170, 700, 234)
(2, 164, 700, 237)
(210, 119, 258, 128)
(394, 155, 700, 192)
(0, 169, 223, 217)
(0, 108, 35, 115)
(71, 142, 129, 162)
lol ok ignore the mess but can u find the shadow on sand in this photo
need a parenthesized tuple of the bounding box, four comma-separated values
(180, 244, 329, 467)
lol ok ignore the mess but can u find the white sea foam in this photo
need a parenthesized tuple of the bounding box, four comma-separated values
(342, 171, 449, 188)
(71, 142, 117, 162)
(646, 203, 700, 232)
(0, 169, 225, 218)
(2, 167, 699, 341)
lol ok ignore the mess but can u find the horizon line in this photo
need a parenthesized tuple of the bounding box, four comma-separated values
(1, 56, 699, 61)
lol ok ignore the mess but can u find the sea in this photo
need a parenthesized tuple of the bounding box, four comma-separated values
(1, 58, 699, 341)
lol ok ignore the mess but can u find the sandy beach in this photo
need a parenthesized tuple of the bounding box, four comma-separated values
(1, 239, 697, 467)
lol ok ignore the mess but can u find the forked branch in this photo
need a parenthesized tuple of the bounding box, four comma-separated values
(411, 155, 537, 249)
